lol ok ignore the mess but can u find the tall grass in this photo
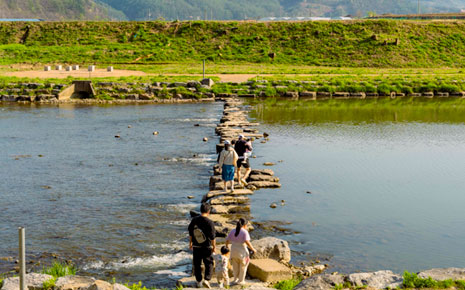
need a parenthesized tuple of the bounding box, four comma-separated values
(42, 261, 77, 278)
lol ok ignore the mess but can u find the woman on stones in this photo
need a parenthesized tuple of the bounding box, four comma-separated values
(225, 218, 257, 285)
(218, 140, 239, 192)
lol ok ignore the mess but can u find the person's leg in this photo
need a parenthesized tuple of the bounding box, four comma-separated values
(230, 257, 240, 283)
(223, 180, 227, 192)
(202, 248, 214, 282)
(224, 272, 230, 287)
(216, 273, 223, 287)
(237, 257, 248, 284)
(192, 248, 203, 283)
(242, 160, 252, 182)
(236, 160, 242, 185)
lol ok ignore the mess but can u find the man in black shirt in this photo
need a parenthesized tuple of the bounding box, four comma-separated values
(234, 134, 252, 185)
(188, 203, 216, 288)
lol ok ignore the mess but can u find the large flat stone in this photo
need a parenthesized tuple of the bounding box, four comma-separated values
(247, 181, 281, 189)
(209, 196, 250, 205)
(247, 259, 292, 282)
(418, 268, 465, 281)
(211, 204, 250, 214)
(251, 237, 291, 263)
(205, 189, 254, 200)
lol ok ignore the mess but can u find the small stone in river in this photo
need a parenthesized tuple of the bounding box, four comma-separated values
(134, 163, 138, 166)
(128, 125, 132, 128)
(153, 131, 159, 135)
(194, 124, 200, 127)
(263, 162, 275, 166)
(270, 203, 277, 209)
(41, 185, 52, 189)
(278, 160, 284, 163)
(38, 155, 44, 157)
(306, 191, 312, 194)
(203, 137, 208, 142)
(252, 155, 257, 158)
(187, 195, 194, 199)
(263, 132, 269, 138)
(109, 164, 113, 167)
(281, 200, 285, 203)
(260, 140, 266, 144)
(115, 135, 120, 138)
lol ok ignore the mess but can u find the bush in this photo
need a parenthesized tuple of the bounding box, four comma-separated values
(274, 278, 302, 290)
(42, 277, 57, 290)
(42, 261, 77, 278)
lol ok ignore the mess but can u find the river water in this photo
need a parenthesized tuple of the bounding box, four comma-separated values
(248, 99, 465, 274)
(0, 102, 223, 286)
(1, 100, 465, 286)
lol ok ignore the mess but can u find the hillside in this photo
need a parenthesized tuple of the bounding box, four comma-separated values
(1, 0, 465, 21)
(1, 20, 465, 68)
(0, 0, 126, 20)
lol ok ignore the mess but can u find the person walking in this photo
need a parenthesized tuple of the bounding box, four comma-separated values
(218, 140, 239, 193)
(234, 135, 252, 186)
(225, 218, 257, 286)
(188, 203, 216, 288)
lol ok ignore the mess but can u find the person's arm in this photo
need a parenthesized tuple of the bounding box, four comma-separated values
(211, 238, 216, 253)
(233, 151, 239, 167)
(225, 239, 230, 247)
(189, 236, 193, 250)
(218, 150, 225, 168)
(245, 240, 256, 254)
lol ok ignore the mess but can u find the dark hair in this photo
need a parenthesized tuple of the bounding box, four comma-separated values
(231, 140, 236, 145)
(234, 218, 247, 237)
(225, 143, 230, 150)
(220, 246, 230, 255)
(200, 203, 211, 214)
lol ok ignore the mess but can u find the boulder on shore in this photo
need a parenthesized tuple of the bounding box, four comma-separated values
(418, 268, 465, 281)
(294, 274, 345, 290)
(251, 237, 291, 263)
(55, 275, 96, 290)
(348, 270, 403, 289)
(1, 273, 53, 290)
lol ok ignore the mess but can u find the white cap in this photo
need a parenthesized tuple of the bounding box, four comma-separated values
(224, 140, 230, 144)
(238, 134, 244, 139)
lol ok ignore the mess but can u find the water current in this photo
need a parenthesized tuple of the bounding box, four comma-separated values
(1, 100, 465, 287)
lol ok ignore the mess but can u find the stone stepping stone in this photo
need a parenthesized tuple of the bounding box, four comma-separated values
(251, 169, 274, 176)
(210, 195, 250, 205)
(247, 181, 281, 189)
(249, 175, 280, 183)
(205, 189, 254, 200)
(247, 259, 292, 282)
(212, 204, 250, 214)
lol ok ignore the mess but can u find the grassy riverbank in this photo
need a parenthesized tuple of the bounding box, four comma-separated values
(1, 20, 465, 67)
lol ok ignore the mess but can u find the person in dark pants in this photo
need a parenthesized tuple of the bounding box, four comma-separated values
(188, 203, 216, 288)
(234, 134, 252, 186)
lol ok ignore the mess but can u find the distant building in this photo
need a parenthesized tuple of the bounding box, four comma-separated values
(0, 19, 44, 22)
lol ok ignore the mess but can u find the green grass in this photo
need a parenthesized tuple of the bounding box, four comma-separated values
(274, 277, 303, 290)
(2, 20, 465, 68)
(42, 261, 77, 278)
(402, 271, 465, 289)
(42, 277, 57, 290)
(123, 281, 183, 290)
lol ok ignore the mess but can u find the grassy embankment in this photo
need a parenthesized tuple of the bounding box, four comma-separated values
(1, 20, 465, 94)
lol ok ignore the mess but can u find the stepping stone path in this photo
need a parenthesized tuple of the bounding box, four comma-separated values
(206, 96, 282, 236)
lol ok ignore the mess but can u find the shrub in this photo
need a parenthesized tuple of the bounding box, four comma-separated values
(42, 261, 77, 278)
(274, 277, 302, 290)
(42, 277, 57, 290)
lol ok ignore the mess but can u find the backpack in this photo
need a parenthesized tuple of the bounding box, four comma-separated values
(193, 224, 206, 244)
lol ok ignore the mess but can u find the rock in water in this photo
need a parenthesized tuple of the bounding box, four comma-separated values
(115, 135, 120, 138)
(187, 195, 194, 199)
(263, 162, 275, 166)
(153, 131, 159, 135)
(418, 268, 465, 281)
(270, 203, 277, 208)
(203, 137, 208, 142)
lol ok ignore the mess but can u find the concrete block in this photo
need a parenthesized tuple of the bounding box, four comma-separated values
(66, 66, 72, 71)
(44, 66, 51, 71)
(72, 65, 79, 70)
(88, 65, 96, 72)
(247, 259, 292, 282)
(56, 65, 62, 70)
(107, 66, 114, 72)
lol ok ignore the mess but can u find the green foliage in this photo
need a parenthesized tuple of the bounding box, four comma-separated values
(402, 271, 465, 289)
(274, 277, 303, 290)
(42, 261, 77, 278)
(124, 281, 158, 290)
(42, 277, 57, 290)
(2, 20, 465, 68)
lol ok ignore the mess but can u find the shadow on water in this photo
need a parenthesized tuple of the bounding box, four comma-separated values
(248, 98, 465, 124)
